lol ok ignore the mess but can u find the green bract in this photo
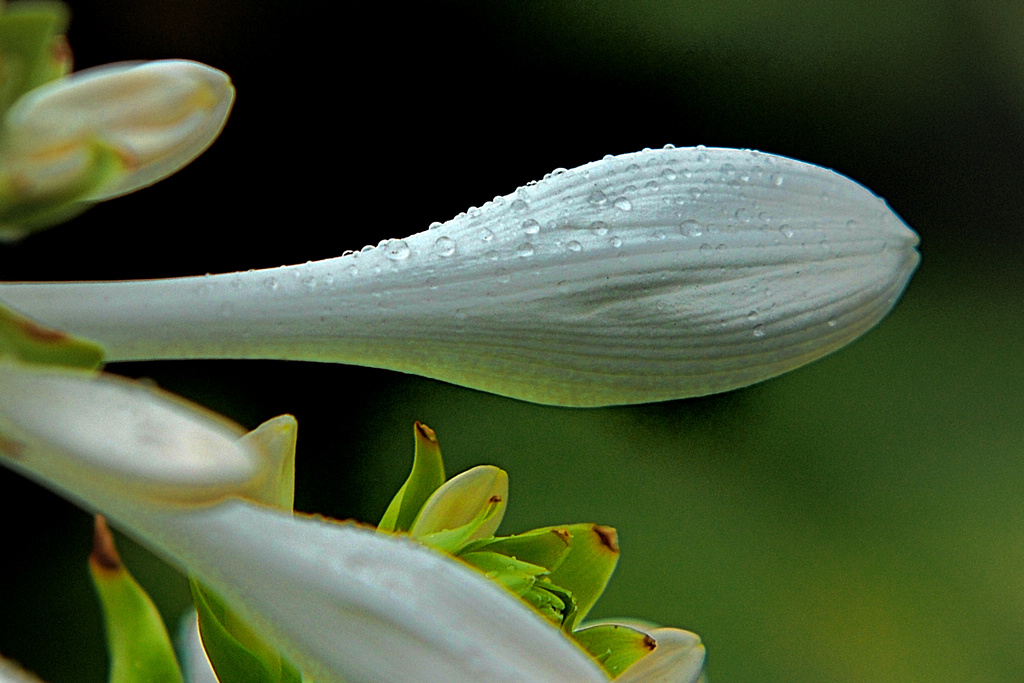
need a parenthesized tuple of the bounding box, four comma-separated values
(376, 422, 704, 680)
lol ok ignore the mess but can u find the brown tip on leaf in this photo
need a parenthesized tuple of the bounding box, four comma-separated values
(90, 515, 122, 573)
(414, 421, 438, 443)
(488, 495, 502, 504)
(642, 634, 657, 651)
(593, 525, 619, 554)
(551, 527, 572, 544)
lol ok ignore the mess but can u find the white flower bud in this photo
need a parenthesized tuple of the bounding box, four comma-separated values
(0, 147, 919, 406)
(4, 59, 234, 200)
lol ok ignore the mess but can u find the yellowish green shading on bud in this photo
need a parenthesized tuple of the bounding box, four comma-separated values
(0, 301, 104, 368)
(88, 515, 184, 683)
(573, 624, 657, 679)
(0, 1, 70, 116)
(410, 464, 508, 548)
(190, 580, 302, 683)
(378, 421, 445, 532)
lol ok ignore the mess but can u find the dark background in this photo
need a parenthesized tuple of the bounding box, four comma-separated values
(2, 1, 1023, 681)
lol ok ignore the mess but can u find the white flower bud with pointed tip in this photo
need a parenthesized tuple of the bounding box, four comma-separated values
(3, 59, 234, 201)
(0, 147, 919, 406)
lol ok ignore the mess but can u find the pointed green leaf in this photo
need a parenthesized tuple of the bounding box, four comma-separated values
(573, 623, 657, 679)
(459, 526, 573, 572)
(0, 1, 69, 116)
(0, 301, 104, 368)
(378, 421, 445, 532)
(547, 524, 620, 629)
(191, 580, 302, 683)
(88, 516, 184, 683)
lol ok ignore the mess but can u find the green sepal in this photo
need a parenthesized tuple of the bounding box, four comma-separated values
(0, 1, 70, 117)
(458, 526, 573, 573)
(378, 421, 445, 532)
(190, 579, 302, 683)
(572, 623, 657, 678)
(0, 140, 125, 240)
(460, 551, 576, 627)
(544, 523, 620, 630)
(89, 517, 184, 683)
(0, 301, 104, 368)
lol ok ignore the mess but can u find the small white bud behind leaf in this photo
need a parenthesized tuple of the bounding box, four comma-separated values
(4, 59, 234, 200)
(410, 465, 509, 543)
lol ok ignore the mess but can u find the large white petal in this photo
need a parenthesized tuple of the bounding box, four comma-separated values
(0, 364, 608, 683)
(0, 147, 919, 406)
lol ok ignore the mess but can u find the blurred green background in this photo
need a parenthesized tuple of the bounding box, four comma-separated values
(1, 1, 1023, 681)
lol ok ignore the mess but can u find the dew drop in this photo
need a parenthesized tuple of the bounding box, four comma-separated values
(565, 240, 583, 253)
(661, 168, 677, 181)
(521, 219, 541, 235)
(613, 197, 632, 211)
(752, 324, 766, 338)
(516, 242, 535, 258)
(433, 236, 457, 257)
(428, 221, 443, 230)
(679, 219, 703, 237)
(384, 239, 411, 260)
(263, 277, 279, 291)
(510, 198, 529, 212)
(771, 173, 784, 186)
(590, 220, 609, 236)
(780, 225, 794, 238)
(610, 236, 623, 248)
(747, 311, 758, 321)
(484, 250, 499, 261)
(587, 190, 608, 206)
(480, 228, 495, 242)
(699, 243, 713, 253)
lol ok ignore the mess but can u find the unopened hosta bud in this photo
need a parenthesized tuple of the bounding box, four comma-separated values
(5, 59, 234, 200)
(0, 147, 919, 406)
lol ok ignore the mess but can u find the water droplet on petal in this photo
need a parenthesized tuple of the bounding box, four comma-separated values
(753, 324, 766, 338)
(510, 198, 529, 212)
(480, 228, 495, 242)
(516, 242, 535, 258)
(610, 236, 623, 248)
(680, 219, 703, 237)
(521, 219, 541, 235)
(662, 168, 677, 181)
(384, 239, 411, 260)
(613, 197, 632, 211)
(565, 240, 583, 253)
(263, 277, 279, 291)
(590, 220, 609, 236)
(780, 225, 794, 238)
(587, 190, 608, 206)
(428, 221, 443, 230)
(433, 236, 457, 257)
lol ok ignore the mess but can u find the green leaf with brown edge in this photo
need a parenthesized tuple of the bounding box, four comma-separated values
(573, 623, 658, 679)
(546, 524, 620, 630)
(458, 526, 573, 573)
(190, 579, 303, 683)
(88, 516, 184, 683)
(0, 301, 104, 368)
(0, 1, 69, 117)
(378, 421, 445, 532)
